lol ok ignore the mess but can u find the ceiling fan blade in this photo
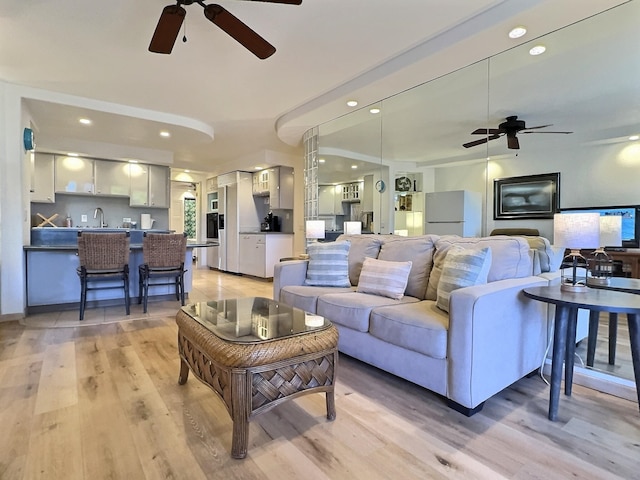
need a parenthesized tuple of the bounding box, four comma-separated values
(521, 124, 552, 131)
(204, 4, 276, 59)
(521, 130, 573, 134)
(242, 0, 302, 4)
(149, 5, 186, 54)
(470, 128, 501, 135)
(463, 134, 500, 148)
(507, 135, 520, 149)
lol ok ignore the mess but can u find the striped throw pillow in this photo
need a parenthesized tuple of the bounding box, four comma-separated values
(436, 246, 492, 312)
(304, 241, 351, 287)
(356, 257, 413, 300)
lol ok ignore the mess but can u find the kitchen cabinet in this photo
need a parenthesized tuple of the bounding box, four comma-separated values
(206, 176, 217, 193)
(129, 164, 170, 208)
(252, 166, 294, 209)
(55, 155, 94, 194)
(252, 170, 270, 196)
(319, 185, 342, 215)
(95, 159, 130, 196)
(238, 233, 293, 278)
(31, 153, 55, 203)
(341, 182, 363, 202)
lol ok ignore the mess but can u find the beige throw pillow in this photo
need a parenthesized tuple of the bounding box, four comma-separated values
(356, 257, 413, 300)
(436, 247, 492, 312)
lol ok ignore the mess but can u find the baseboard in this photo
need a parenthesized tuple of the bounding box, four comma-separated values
(542, 361, 637, 402)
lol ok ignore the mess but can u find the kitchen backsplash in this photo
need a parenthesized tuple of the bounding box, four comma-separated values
(31, 194, 169, 229)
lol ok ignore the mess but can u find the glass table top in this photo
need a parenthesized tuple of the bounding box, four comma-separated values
(181, 297, 330, 343)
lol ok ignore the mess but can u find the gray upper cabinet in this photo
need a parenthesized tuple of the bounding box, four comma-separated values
(55, 156, 94, 194)
(95, 160, 130, 196)
(130, 163, 169, 208)
(269, 166, 294, 209)
(31, 153, 55, 203)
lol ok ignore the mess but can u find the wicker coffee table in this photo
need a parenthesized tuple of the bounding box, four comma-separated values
(176, 297, 338, 459)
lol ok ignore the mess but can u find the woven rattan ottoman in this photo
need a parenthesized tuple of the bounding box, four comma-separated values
(176, 297, 338, 459)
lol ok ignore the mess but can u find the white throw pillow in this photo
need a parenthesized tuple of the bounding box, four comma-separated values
(356, 257, 413, 300)
(436, 246, 492, 312)
(304, 241, 351, 287)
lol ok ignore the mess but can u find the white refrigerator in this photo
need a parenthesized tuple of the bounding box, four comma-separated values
(425, 190, 482, 237)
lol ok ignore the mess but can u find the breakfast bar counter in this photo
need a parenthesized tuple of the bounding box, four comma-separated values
(25, 228, 217, 313)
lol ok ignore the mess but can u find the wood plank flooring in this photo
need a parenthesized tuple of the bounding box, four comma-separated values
(1, 268, 639, 479)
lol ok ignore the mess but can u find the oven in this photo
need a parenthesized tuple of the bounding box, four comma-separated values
(206, 212, 219, 239)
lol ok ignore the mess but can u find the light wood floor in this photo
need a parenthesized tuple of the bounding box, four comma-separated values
(2, 268, 639, 479)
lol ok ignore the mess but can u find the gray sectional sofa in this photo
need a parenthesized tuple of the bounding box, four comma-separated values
(273, 234, 552, 415)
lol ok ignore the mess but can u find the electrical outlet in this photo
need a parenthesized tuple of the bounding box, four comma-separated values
(81, 214, 88, 222)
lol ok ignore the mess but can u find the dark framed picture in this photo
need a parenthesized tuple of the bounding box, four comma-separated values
(494, 172, 560, 219)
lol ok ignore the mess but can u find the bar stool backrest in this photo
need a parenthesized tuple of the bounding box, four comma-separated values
(78, 232, 130, 270)
(143, 233, 187, 268)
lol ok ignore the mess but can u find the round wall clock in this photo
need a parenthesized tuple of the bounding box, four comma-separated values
(23, 127, 35, 151)
(375, 180, 386, 193)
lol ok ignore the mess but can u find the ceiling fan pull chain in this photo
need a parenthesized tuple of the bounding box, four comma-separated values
(183, 19, 187, 43)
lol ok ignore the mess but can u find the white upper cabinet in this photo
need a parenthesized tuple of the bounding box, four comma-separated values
(55, 156, 94, 194)
(95, 160, 130, 196)
(129, 163, 169, 208)
(31, 153, 55, 203)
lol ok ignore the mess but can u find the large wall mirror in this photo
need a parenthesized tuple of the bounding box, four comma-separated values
(311, 1, 640, 389)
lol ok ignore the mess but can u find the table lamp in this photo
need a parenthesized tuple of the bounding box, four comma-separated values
(553, 213, 600, 292)
(344, 221, 362, 234)
(587, 215, 622, 286)
(305, 220, 325, 251)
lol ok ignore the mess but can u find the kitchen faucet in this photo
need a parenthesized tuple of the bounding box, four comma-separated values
(94, 207, 107, 228)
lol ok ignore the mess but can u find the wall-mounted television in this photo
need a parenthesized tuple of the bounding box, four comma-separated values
(561, 205, 640, 248)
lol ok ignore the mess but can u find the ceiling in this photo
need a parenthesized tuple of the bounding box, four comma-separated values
(0, 0, 629, 176)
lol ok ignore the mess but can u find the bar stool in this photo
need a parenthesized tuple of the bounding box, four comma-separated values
(77, 232, 131, 321)
(138, 232, 188, 313)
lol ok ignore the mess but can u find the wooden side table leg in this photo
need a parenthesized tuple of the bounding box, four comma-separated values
(326, 390, 336, 420)
(608, 313, 618, 365)
(178, 358, 190, 385)
(586, 310, 600, 367)
(626, 314, 640, 412)
(230, 369, 250, 459)
(564, 307, 579, 396)
(550, 305, 570, 421)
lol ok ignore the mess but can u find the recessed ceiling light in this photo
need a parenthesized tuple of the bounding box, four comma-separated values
(318, 158, 325, 163)
(67, 152, 79, 157)
(79, 118, 92, 125)
(629, 135, 639, 141)
(529, 45, 546, 56)
(351, 165, 358, 169)
(369, 108, 381, 114)
(184, 170, 190, 173)
(346, 100, 358, 107)
(128, 160, 139, 164)
(509, 26, 527, 39)
(160, 130, 171, 138)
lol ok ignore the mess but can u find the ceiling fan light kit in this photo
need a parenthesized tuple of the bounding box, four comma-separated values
(463, 115, 573, 150)
(149, 0, 302, 59)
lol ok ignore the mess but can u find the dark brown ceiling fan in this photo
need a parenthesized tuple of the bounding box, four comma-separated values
(149, 0, 302, 59)
(463, 115, 573, 150)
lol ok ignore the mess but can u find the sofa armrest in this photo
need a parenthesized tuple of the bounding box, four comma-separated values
(273, 260, 309, 301)
(446, 276, 548, 409)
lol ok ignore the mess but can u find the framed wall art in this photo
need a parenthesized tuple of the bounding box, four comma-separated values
(493, 172, 560, 219)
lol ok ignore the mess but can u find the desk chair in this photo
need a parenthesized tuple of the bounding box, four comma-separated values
(138, 233, 188, 313)
(77, 232, 131, 321)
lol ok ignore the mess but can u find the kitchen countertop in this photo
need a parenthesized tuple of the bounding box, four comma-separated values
(239, 231, 294, 235)
(24, 240, 218, 251)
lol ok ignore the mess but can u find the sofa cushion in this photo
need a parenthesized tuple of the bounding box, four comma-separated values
(337, 234, 386, 285)
(317, 292, 420, 332)
(304, 241, 351, 287)
(426, 236, 532, 300)
(436, 246, 491, 312)
(369, 301, 449, 359)
(280, 285, 354, 313)
(377, 235, 437, 299)
(356, 257, 413, 300)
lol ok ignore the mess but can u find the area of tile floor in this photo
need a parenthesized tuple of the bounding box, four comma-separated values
(21, 266, 274, 328)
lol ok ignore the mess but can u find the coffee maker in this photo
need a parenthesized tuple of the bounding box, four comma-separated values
(261, 211, 279, 232)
